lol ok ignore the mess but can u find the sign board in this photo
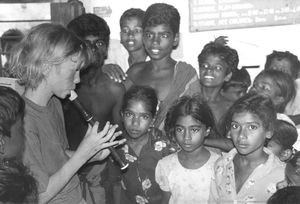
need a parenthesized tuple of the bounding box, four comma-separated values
(189, 0, 300, 32)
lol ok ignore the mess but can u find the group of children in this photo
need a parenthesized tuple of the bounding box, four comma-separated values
(0, 1, 300, 204)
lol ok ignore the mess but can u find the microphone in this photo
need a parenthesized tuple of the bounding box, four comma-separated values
(69, 90, 128, 170)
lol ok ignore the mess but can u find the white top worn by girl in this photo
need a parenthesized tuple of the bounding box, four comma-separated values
(155, 150, 219, 204)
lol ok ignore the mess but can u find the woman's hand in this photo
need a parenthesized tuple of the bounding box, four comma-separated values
(102, 64, 127, 83)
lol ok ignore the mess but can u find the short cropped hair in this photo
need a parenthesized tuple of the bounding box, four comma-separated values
(224, 92, 276, 133)
(222, 68, 251, 91)
(265, 50, 300, 79)
(67, 13, 110, 47)
(120, 8, 145, 28)
(142, 3, 180, 34)
(272, 119, 298, 150)
(1, 29, 24, 53)
(9, 23, 90, 89)
(0, 86, 24, 139)
(198, 41, 239, 74)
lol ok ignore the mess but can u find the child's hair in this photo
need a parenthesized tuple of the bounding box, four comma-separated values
(164, 95, 216, 141)
(267, 186, 300, 204)
(286, 151, 300, 169)
(271, 119, 298, 151)
(9, 23, 91, 89)
(1, 29, 24, 54)
(142, 3, 180, 34)
(198, 40, 239, 74)
(265, 50, 300, 79)
(224, 92, 276, 133)
(67, 13, 110, 47)
(0, 86, 25, 139)
(121, 85, 158, 116)
(254, 70, 296, 113)
(222, 68, 251, 91)
(120, 8, 145, 28)
(0, 159, 37, 204)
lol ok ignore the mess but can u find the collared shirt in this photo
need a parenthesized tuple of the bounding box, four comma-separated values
(209, 148, 285, 204)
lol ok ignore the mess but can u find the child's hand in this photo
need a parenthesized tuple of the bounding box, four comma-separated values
(214, 36, 228, 46)
(75, 121, 122, 162)
(102, 64, 127, 83)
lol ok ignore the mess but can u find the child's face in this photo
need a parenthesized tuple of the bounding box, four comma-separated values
(122, 99, 153, 139)
(1, 118, 24, 161)
(84, 35, 107, 66)
(48, 53, 82, 99)
(120, 17, 144, 53)
(143, 24, 178, 61)
(175, 115, 209, 153)
(199, 54, 232, 88)
(251, 75, 282, 107)
(267, 58, 293, 77)
(230, 111, 272, 156)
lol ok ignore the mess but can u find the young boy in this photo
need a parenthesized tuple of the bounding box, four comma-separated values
(221, 68, 251, 102)
(9, 23, 123, 204)
(267, 118, 298, 162)
(104, 8, 148, 80)
(209, 93, 285, 203)
(124, 3, 200, 130)
(64, 13, 126, 203)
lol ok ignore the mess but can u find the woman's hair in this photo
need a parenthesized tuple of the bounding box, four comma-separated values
(0, 86, 24, 139)
(164, 95, 216, 141)
(265, 50, 300, 79)
(121, 85, 158, 116)
(9, 23, 91, 89)
(198, 40, 239, 74)
(0, 159, 37, 203)
(224, 92, 276, 133)
(120, 8, 145, 28)
(254, 69, 296, 113)
(142, 3, 180, 34)
(67, 13, 110, 47)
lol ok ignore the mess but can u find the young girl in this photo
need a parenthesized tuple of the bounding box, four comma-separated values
(107, 85, 174, 204)
(155, 95, 220, 204)
(209, 93, 285, 203)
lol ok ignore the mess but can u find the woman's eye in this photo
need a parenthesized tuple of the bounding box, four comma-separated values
(124, 112, 133, 117)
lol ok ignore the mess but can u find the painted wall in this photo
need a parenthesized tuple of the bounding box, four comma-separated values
(82, 0, 300, 80)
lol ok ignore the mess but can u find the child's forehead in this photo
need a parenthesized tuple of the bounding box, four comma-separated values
(121, 16, 143, 26)
(232, 111, 262, 123)
(144, 24, 173, 33)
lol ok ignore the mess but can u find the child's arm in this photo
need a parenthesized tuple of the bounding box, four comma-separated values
(161, 191, 171, 204)
(39, 122, 121, 203)
(204, 137, 234, 152)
